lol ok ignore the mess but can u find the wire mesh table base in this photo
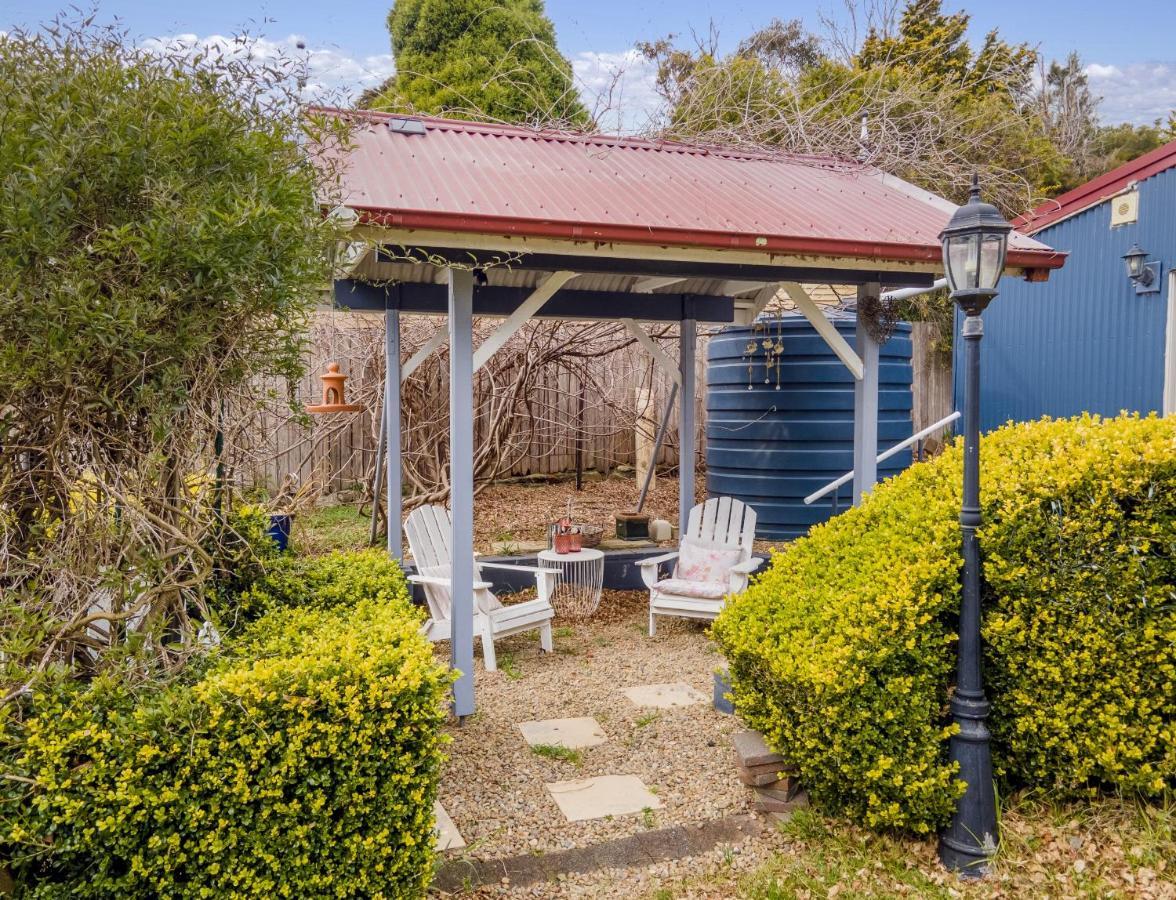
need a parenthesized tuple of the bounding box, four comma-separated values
(538, 548, 605, 618)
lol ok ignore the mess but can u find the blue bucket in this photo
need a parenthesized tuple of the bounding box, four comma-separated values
(267, 513, 292, 553)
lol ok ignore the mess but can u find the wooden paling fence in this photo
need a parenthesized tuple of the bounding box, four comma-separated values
(234, 314, 706, 498)
(233, 313, 951, 499)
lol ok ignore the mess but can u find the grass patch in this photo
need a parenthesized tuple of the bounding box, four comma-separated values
(529, 744, 583, 765)
(634, 712, 661, 729)
(497, 652, 523, 680)
(296, 504, 370, 555)
(554, 626, 576, 639)
(642, 807, 657, 829)
(735, 792, 1176, 899)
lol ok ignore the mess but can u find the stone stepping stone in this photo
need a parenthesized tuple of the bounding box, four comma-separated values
(518, 716, 607, 749)
(434, 801, 466, 851)
(546, 775, 663, 822)
(622, 682, 707, 709)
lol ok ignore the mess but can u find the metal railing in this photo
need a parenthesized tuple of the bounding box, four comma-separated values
(804, 410, 962, 509)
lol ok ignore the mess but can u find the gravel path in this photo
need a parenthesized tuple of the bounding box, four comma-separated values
(433, 591, 753, 869)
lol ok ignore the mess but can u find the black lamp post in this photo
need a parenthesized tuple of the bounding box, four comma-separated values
(937, 175, 1011, 877)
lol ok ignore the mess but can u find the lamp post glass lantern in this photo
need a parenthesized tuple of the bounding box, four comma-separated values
(938, 175, 1011, 877)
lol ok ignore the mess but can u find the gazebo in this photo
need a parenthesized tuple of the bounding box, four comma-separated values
(320, 108, 1064, 716)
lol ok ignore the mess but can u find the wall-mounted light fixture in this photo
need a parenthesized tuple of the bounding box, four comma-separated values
(1122, 243, 1161, 294)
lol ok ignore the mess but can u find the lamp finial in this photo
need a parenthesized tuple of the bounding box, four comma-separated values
(969, 173, 981, 202)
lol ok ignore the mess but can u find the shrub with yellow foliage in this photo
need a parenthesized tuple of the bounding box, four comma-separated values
(714, 414, 1175, 833)
(3, 564, 450, 897)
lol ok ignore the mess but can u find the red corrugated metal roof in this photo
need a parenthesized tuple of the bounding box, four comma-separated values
(319, 108, 1064, 275)
(1015, 137, 1176, 234)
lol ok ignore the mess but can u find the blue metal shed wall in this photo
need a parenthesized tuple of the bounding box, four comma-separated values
(707, 314, 913, 541)
(954, 165, 1173, 432)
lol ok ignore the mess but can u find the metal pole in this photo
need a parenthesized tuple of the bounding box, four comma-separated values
(939, 292, 997, 876)
(636, 381, 678, 514)
(385, 308, 403, 560)
(678, 319, 697, 536)
(852, 283, 881, 504)
(448, 270, 476, 719)
(368, 387, 386, 546)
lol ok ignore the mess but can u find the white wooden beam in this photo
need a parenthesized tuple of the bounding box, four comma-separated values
(782, 282, 864, 380)
(402, 324, 447, 381)
(622, 318, 681, 386)
(679, 319, 697, 537)
(472, 271, 575, 372)
(385, 309, 402, 560)
(632, 276, 687, 293)
(448, 269, 476, 718)
(338, 240, 371, 277)
(734, 283, 779, 324)
(719, 279, 767, 297)
(853, 283, 881, 503)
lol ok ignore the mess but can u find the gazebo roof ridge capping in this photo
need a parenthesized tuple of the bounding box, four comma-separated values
(312, 104, 869, 167)
(315, 106, 1066, 281)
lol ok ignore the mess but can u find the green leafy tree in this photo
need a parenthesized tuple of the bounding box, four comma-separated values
(1094, 118, 1175, 172)
(643, 2, 1061, 213)
(364, 0, 591, 126)
(0, 19, 349, 687)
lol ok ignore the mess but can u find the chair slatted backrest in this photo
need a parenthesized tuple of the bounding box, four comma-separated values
(404, 505, 455, 621)
(679, 497, 756, 578)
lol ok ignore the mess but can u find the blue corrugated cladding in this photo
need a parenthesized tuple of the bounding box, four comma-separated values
(955, 166, 1174, 432)
(707, 314, 913, 541)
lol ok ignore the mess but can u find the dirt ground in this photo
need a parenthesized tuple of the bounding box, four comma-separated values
(298, 472, 790, 557)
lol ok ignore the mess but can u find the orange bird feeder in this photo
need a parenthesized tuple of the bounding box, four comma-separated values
(306, 362, 363, 414)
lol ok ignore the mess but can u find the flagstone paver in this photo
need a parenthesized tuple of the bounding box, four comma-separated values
(622, 681, 707, 709)
(434, 801, 466, 851)
(546, 774, 663, 822)
(518, 716, 608, 749)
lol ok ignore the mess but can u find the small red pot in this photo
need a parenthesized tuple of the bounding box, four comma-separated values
(553, 531, 583, 554)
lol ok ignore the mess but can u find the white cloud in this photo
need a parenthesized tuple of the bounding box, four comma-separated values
(140, 33, 395, 103)
(1085, 61, 1176, 126)
(139, 33, 666, 131)
(572, 49, 663, 134)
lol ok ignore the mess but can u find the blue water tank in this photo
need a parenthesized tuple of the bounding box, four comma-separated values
(706, 311, 914, 541)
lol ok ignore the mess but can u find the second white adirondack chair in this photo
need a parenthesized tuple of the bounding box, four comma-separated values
(404, 505, 557, 671)
(638, 497, 763, 635)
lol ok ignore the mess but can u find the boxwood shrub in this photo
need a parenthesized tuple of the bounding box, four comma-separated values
(3, 587, 449, 897)
(221, 545, 412, 625)
(713, 413, 1175, 834)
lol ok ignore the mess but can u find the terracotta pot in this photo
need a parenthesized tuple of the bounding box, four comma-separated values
(553, 531, 582, 554)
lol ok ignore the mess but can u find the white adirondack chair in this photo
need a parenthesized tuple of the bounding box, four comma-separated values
(639, 497, 763, 635)
(404, 505, 557, 671)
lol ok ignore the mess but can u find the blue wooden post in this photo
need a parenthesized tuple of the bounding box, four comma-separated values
(679, 318, 696, 536)
(853, 283, 880, 504)
(385, 307, 402, 560)
(448, 269, 476, 718)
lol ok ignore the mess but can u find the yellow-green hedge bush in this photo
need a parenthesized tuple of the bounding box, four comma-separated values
(225, 546, 411, 624)
(713, 414, 1175, 833)
(3, 590, 450, 897)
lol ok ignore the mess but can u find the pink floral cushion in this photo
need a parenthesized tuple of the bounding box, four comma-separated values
(676, 536, 743, 584)
(654, 578, 728, 600)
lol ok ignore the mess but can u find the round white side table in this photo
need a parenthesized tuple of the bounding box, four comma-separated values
(538, 547, 605, 618)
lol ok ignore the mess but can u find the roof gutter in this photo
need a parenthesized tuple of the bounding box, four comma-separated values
(355, 207, 1066, 275)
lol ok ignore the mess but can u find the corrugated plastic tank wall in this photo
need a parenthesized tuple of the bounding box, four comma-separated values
(706, 311, 914, 541)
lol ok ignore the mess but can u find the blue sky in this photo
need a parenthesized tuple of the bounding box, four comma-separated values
(3, 0, 1174, 128)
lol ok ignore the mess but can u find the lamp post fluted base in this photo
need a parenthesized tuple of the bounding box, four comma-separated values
(938, 691, 997, 877)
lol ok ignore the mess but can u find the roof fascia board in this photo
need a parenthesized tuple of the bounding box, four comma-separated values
(357, 225, 1055, 281)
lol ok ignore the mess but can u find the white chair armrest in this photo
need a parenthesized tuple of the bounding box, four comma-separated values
(729, 557, 765, 575)
(638, 551, 679, 589)
(478, 562, 549, 574)
(726, 557, 764, 595)
(408, 574, 494, 590)
(637, 552, 679, 568)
